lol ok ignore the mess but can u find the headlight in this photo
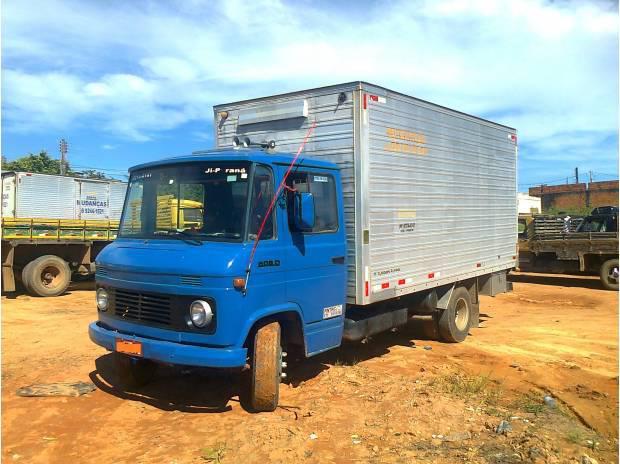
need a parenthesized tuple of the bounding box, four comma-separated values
(96, 288, 109, 311)
(189, 300, 213, 328)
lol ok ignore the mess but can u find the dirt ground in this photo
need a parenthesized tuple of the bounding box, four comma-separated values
(2, 272, 618, 463)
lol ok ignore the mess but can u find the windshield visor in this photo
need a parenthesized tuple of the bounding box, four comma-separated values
(119, 162, 251, 242)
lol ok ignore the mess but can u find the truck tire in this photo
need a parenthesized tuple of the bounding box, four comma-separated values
(438, 287, 472, 343)
(113, 352, 157, 389)
(24, 255, 71, 297)
(249, 321, 282, 412)
(600, 259, 619, 291)
(20, 260, 36, 294)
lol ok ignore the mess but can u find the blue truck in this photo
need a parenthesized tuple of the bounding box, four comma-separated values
(89, 82, 517, 411)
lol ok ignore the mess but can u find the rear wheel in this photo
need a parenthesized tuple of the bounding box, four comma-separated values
(438, 287, 472, 343)
(23, 255, 71, 297)
(20, 260, 36, 293)
(248, 321, 282, 412)
(600, 259, 619, 291)
(113, 352, 158, 389)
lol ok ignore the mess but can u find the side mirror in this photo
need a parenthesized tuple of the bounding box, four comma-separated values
(294, 192, 315, 230)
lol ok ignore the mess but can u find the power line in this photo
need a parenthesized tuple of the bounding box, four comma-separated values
(591, 171, 618, 179)
(71, 164, 128, 174)
(518, 176, 572, 187)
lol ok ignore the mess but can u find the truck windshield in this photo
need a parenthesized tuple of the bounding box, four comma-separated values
(119, 162, 252, 241)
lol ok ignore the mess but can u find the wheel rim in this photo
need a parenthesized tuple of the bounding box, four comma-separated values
(454, 298, 469, 331)
(40, 266, 61, 288)
(608, 266, 619, 284)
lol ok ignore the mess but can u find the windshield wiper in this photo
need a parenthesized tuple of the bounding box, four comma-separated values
(153, 229, 203, 245)
(199, 232, 242, 239)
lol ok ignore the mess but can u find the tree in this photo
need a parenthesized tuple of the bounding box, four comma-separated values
(2, 151, 112, 180)
(74, 169, 110, 180)
(2, 151, 67, 175)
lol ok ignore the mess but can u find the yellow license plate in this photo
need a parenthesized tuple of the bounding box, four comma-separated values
(115, 339, 142, 357)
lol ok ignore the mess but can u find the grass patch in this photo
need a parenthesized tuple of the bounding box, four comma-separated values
(334, 357, 359, 367)
(510, 392, 546, 415)
(430, 373, 502, 405)
(565, 428, 585, 444)
(201, 443, 226, 463)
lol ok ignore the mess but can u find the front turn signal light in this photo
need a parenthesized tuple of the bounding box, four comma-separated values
(233, 277, 246, 290)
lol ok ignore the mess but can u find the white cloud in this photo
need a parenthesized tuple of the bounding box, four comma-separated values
(1, 0, 617, 170)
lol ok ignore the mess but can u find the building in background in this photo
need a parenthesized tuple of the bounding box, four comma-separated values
(529, 180, 618, 213)
(517, 193, 542, 214)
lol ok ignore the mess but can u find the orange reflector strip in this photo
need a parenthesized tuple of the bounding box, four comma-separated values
(365, 281, 369, 297)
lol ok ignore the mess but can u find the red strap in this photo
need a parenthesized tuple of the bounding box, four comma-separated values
(244, 121, 317, 289)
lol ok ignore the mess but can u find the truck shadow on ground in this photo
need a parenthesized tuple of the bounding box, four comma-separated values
(90, 353, 238, 413)
(89, 320, 473, 414)
(509, 272, 604, 290)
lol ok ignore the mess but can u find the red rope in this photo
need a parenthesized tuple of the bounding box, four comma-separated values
(243, 120, 317, 292)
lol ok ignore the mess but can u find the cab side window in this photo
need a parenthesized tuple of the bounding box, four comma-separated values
(248, 165, 275, 240)
(287, 172, 338, 233)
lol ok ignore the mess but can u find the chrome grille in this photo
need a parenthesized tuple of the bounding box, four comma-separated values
(113, 289, 171, 326)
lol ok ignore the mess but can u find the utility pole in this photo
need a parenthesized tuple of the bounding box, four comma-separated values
(589, 170, 593, 183)
(575, 167, 579, 184)
(59, 138, 68, 175)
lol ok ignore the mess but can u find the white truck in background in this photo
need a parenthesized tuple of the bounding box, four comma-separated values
(1, 172, 127, 297)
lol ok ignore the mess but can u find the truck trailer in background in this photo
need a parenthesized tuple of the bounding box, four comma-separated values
(1, 172, 127, 297)
(89, 82, 518, 411)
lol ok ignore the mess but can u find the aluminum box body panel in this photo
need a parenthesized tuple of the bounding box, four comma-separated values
(214, 82, 517, 305)
(1, 172, 127, 220)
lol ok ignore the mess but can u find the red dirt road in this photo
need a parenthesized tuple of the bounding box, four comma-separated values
(2, 272, 618, 463)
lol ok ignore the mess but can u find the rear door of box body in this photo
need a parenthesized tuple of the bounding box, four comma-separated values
(2, 174, 16, 218)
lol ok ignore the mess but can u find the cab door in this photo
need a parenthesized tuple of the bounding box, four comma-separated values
(280, 166, 347, 355)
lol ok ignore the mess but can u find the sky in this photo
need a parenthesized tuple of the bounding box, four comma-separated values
(1, 0, 618, 189)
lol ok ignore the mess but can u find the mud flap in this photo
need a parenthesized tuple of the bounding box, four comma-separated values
(470, 302, 480, 329)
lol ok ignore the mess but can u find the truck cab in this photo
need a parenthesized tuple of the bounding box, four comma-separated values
(89, 149, 347, 411)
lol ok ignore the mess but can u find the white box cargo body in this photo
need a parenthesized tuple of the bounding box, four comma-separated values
(214, 82, 517, 305)
(1, 172, 127, 220)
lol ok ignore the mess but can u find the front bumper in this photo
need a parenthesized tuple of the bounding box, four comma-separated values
(89, 321, 247, 368)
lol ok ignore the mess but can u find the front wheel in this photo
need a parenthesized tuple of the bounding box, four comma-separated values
(438, 287, 473, 343)
(600, 259, 619, 291)
(247, 322, 282, 412)
(113, 352, 158, 389)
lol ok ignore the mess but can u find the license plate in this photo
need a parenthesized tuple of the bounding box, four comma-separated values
(115, 339, 142, 357)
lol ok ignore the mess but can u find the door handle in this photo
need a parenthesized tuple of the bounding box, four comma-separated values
(332, 256, 345, 264)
